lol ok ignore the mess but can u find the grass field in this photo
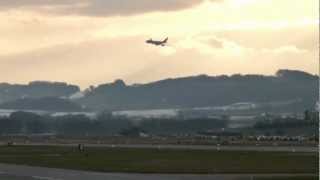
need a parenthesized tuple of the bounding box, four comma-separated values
(0, 145, 318, 174)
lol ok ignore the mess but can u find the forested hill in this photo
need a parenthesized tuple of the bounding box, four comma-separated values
(78, 69, 318, 111)
(0, 81, 80, 104)
(0, 97, 85, 112)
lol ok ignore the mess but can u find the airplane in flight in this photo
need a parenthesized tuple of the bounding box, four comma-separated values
(146, 37, 168, 46)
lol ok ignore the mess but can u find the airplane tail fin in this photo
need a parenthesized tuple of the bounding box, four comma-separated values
(163, 37, 168, 43)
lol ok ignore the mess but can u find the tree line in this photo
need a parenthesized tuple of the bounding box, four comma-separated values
(0, 111, 227, 136)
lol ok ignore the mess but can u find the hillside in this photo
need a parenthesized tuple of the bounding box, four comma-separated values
(78, 69, 318, 111)
(0, 97, 85, 112)
(0, 81, 80, 104)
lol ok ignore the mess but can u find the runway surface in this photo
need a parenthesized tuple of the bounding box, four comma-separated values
(9, 143, 318, 152)
(0, 163, 315, 180)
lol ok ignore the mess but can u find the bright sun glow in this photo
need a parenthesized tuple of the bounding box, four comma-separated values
(228, 0, 258, 7)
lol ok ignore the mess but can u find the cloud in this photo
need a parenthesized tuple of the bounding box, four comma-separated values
(207, 38, 224, 49)
(214, 24, 319, 52)
(0, 34, 317, 88)
(0, 0, 218, 17)
(0, 36, 183, 87)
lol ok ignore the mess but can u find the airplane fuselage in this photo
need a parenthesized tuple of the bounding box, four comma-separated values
(146, 38, 168, 46)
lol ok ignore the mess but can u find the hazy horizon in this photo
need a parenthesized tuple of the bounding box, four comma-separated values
(0, 68, 318, 89)
(0, 0, 318, 88)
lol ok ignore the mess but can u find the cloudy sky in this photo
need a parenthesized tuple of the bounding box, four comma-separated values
(0, 0, 318, 88)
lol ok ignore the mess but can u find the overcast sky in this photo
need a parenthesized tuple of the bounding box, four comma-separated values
(0, 0, 318, 88)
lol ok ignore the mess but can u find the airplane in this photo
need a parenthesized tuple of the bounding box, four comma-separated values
(146, 37, 168, 46)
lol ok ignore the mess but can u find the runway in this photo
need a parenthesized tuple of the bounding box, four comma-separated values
(0, 163, 315, 180)
(9, 143, 318, 152)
